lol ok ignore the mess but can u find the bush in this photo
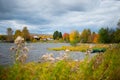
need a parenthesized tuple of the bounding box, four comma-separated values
(70, 40, 78, 46)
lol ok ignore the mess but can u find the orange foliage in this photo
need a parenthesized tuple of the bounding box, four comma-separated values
(63, 33, 69, 42)
(93, 34, 99, 43)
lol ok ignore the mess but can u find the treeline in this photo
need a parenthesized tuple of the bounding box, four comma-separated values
(54, 27, 120, 44)
(0, 27, 30, 42)
(98, 20, 120, 43)
(53, 29, 97, 46)
(0, 20, 120, 44)
(53, 20, 120, 45)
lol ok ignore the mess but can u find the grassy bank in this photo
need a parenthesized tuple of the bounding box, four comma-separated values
(32, 39, 65, 43)
(0, 44, 120, 80)
(48, 44, 109, 52)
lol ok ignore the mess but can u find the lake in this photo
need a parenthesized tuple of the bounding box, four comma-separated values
(0, 43, 96, 65)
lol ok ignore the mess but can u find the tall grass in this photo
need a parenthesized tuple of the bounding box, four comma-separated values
(0, 44, 120, 80)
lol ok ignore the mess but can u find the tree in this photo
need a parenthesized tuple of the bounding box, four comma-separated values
(7, 27, 13, 42)
(69, 30, 80, 46)
(0, 35, 7, 41)
(109, 29, 115, 43)
(114, 19, 120, 43)
(14, 30, 22, 39)
(22, 27, 30, 41)
(80, 29, 91, 43)
(53, 31, 59, 40)
(93, 34, 99, 43)
(53, 31, 62, 40)
(63, 33, 69, 42)
(98, 28, 110, 43)
(114, 29, 120, 43)
(87, 29, 92, 42)
(59, 32, 62, 39)
(91, 32, 96, 42)
(117, 19, 120, 29)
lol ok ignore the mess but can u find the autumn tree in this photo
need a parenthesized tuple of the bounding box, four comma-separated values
(22, 27, 30, 41)
(7, 27, 13, 42)
(70, 30, 80, 46)
(91, 32, 96, 42)
(14, 30, 22, 39)
(63, 33, 69, 42)
(80, 29, 91, 43)
(93, 34, 99, 43)
(87, 29, 92, 42)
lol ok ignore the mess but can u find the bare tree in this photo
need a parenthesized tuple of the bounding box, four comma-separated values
(7, 28, 13, 42)
(117, 19, 120, 29)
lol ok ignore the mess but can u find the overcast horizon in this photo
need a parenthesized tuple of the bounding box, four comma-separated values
(0, 0, 120, 34)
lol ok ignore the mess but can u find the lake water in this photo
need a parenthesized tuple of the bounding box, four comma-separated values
(0, 43, 96, 65)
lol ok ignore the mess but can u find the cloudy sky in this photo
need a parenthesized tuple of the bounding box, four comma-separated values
(0, 0, 120, 34)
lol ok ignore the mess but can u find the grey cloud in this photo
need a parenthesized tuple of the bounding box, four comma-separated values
(0, 0, 19, 13)
(0, 0, 120, 34)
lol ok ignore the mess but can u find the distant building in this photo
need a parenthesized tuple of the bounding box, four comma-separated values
(47, 38, 53, 41)
(30, 33, 53, 41)
(33, 36, 40, 40)
(33, 36, 38, 38)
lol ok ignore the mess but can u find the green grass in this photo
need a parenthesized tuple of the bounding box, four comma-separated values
(0, 44, 120, 80)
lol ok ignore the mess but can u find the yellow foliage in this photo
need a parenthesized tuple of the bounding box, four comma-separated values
(69, 30, 80, 42)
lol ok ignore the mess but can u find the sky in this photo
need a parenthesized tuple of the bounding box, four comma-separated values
(0, 0, 120, 34)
